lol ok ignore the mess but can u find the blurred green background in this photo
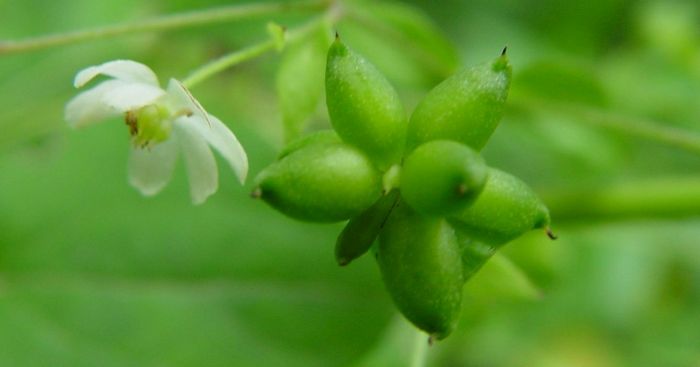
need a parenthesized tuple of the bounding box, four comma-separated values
(1, 0, 700, 366)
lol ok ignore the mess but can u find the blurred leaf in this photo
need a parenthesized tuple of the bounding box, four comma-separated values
(527, 111, 625, 172)
(512, 60, 609, 106)
(520, 0, 633, 55)
(501, 232, 562, 289)
(352, 316, 425, 367)
(275, 23, 331, 142)
(483, 113, 623, 188)
(511, 331, 622, 367)
(0, 122, 394, 367)
(352, 0, 458, 76)
(463, 252, 542, 303)
(601, 51, 700, 129)
(339, 0, 458, 88)
(635, 1, 700, 66)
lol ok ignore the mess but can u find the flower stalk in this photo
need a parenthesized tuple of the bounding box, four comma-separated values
(181, 39, 278, 89)
(183, 8, 342, 89)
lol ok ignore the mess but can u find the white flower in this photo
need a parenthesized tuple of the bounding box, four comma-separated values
(65, 59, 248, 204)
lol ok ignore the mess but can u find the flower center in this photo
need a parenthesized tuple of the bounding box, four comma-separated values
(125, 105, 173, 148)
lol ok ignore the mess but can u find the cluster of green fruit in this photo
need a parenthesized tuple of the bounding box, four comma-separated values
(253, 38, 554, 341)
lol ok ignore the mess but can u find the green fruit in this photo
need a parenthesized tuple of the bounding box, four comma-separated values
(326, 38, 406, 169)
(335, 189, 400, 266)
(406, 51, 512, 152)
(254, 141, 382, 222)
(449, 168, 551, 245)
(377, 202, 463, 340)
(400, 140, 488, 216)
(277, 129, 340, 159)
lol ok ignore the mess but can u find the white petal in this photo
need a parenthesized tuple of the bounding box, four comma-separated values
(128, 138, 179, 197)
(101, 82, 166, 111)
(165, 79, 210, 125)
(186, 114, 248, 184)
(64, 80, 124, 128)
(175, 119, 218, 205)
(74, 60, 159, 88)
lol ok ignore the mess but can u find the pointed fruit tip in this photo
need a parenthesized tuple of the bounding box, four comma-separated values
(546, 227, 558, 240)
(250, 187, 262, 199)
(492, 47, 511, 72)
(328, 34, 348, 57)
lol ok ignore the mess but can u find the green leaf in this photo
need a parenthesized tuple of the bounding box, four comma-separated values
(275, 23, 331, 143)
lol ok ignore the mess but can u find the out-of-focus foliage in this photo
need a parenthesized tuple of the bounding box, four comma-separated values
(276, 22, 331, 142)
(1, 0, 699, 366)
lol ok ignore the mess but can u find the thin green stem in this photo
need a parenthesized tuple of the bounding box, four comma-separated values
(512, 96, 700, 155)
(409, 329, 428, 367)
(181, 39, 277, 88)
(543, 176, 700, 222)
(0, 0, 329, 55)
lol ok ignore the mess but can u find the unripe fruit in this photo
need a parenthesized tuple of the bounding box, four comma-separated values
(326, 38, 406, 169)
(406, 51, 512, 152)
(254, 141, 382, 222)
(401, 140, 488, 216)
(277, 129, 340, 159)
(449, 168, 551, 245)
(377, 202, 463, 340)
(335, 189, 400, 266)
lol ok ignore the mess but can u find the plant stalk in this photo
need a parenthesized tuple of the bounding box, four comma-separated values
(543, 176, 700, 222)
(0, 0, 329, 55)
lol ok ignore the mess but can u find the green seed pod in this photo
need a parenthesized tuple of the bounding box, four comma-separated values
(400, 140, 488, 216)
(449, 168, 551, 245)
(326, 38, 406, 169)
(254, 141, 382, 222)
(406, 50, 512, 152)
(335, 189, 400, 266)
(377, 202, 463, 340)
(277, 129, 340, 159)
